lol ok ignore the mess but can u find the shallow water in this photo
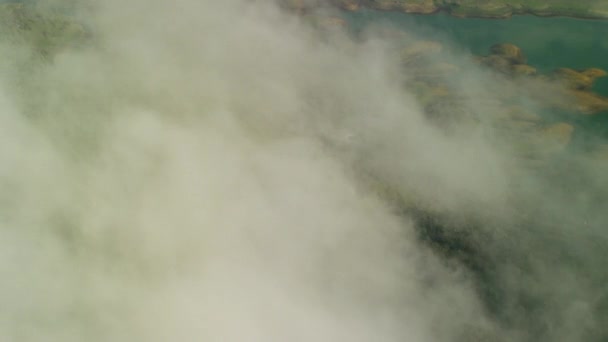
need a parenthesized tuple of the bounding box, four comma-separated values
(343, 10, 608, 92)
(343, 9, 608, 144)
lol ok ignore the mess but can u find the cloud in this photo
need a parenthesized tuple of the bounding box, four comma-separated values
(0, 1, 606, 341)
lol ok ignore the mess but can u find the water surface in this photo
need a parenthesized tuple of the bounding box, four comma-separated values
(343, 9, 608, 143)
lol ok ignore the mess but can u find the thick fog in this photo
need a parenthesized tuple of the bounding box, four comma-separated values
(0, 1, 606, 341)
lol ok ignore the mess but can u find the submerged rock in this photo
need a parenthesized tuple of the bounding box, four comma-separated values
(590, 145, 608, 160)
(554, 68, 595, 90)
(409, 62, 460, 81)
(478, 54, 513, 73)
(401, 40, 443, 65)
(478, 43, 537, 77)
(315, 16, 348, 30)
(374, 27, 411, 42)
(569, 90, 608, 114)
(489, 43, 526, 64)
(553, 67, 607, 90)
(515, 122, 575, 160)
(503, 107, 542, 122)
(540, 122, 574, 146)
(581, 68, 608, 79)
(477, 44, 608, 115)
(549, 68, 608, 114)
(511, 64, 537, 77)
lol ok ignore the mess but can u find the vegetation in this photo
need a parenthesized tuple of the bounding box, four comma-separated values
(334, 0, 608, 18)
(0, 3, 87, 57)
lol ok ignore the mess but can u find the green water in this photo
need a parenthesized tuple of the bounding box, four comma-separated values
(343, 10, 608, 144)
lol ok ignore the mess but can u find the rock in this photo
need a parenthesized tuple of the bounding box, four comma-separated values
(496, 110, 539, 132)
(332, 0, 360, 11)
(489, 43, 526, 64)
(373, 27, 410, 41)
(365, 0, 438, 14)
(508, 121, 575, 162)
(504, 107, 542, 122)
(492, 107, 541, 136)
(479, 55, 512, 73)
(540, 122, 574, 145)
(448, 4, 513, 18)
(427, 62, 459, 75)
(527, 122, 575, 156)
(401, 41, 442, 65)
(280, 0, 321, 13)
(409, 81, 452, 107)
(401, 1, 439, 13)
(512, 64, 537, 76)
(478, 45, 535, 76)
(548, 68, 608, 113)
(410, 62, 460, 79)
(280, 0, 305, 12)
(317, 16, 348, 29)
(570, 90, 608, 114)
(581, 68, 608, 79)
(590, 145, 608, 160)
(552, 68, 606, 91)
(553, 68, 595, 90)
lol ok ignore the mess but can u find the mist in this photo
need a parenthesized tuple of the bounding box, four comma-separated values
(0, 1, 606, 341)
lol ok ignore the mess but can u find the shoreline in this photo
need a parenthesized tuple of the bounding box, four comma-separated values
(334, 2, 608, 20)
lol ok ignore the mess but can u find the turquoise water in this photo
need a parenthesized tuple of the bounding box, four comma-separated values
(343, 10, 608, 144)
(344, 10, 608, 94)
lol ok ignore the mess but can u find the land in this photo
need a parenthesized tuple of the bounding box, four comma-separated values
(0, 3, 87, 57)
(331, 0, 608, 19)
